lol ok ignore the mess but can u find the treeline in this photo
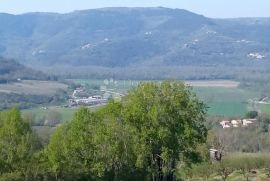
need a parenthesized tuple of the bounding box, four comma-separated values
(0, 81, 208, 180)
(41, 65, 270, 81)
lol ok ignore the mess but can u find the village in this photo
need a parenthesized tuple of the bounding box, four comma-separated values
(220, 118, 257, 128)
(68, 87, 108, 107)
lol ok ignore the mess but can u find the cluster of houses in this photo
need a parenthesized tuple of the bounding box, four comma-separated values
(69, 88, 107, 107)
(220, 118, 257, 128)
(69, 95, 107, 106)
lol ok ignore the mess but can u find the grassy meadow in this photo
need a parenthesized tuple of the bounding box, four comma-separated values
(260, 104, 270, 115)
(22, 107, 77, 122)
(193, 87, 258, 117)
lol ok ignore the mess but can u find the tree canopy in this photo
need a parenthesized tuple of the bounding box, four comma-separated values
(0, 81, 208, 180)
(44, 81, 207, 180)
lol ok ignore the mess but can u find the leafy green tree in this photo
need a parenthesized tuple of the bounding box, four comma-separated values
(92, 102, 139, 180)
(44, 81, 207, 180)
(123, 81, 207, 180)
(246, 111, 258, 119)
(0, 107, 40, 179)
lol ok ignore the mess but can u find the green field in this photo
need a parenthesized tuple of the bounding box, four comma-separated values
(193, 87, 258, 117)
(22, 80, 261, 121)
(260, 104, 270, 115)
(22, 107, 78, 122)
(22, 105, 103, 122)
(69, 79, 260, 117)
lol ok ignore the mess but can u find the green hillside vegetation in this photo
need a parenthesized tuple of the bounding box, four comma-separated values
(0, 57, 49, 83)
(0, 8, 270, 80)
(179, 153, 270, 181)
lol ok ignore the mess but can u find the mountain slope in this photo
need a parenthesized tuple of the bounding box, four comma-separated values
(0, 7, 270, 79)
(0, 57, 48, 83)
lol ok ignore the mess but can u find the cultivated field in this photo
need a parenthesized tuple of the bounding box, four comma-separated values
(193, 87, 259, 117)
(23, 105, 103, 123)
(21, 79, 260, 119)
(185, 80, 239, 88)
(260, 104, 270, 115)
(23, 107, 77, 122)
(0, 80, 68, 95)
(70, 79, 258, 117)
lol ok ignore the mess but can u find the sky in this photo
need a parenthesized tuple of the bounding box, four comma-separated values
(0, 0, 270, 18)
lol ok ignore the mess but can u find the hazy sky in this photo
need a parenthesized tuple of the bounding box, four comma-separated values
(0, 0, 270, 18)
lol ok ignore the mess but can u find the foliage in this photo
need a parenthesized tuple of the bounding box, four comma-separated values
(0, 57, 49, 83)
(2, 9, 270, 80)
(183, 153, 270, 181)
(122, 81, 207, 179)
(246, 111, 258, 119)
(42, 81, 208, 180)
(0, 108, 41, 180)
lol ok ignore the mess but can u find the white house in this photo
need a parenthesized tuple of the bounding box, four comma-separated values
(220, 120, 230, 128)
(231, 120, 241, 128)
(242, 119, 257, 126)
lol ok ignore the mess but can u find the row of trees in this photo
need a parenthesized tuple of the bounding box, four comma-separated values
(0, 81, 208, 180)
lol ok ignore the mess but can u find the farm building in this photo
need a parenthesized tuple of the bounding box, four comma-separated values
(242, 119, 257, 126)
(69, 95, 107, 106)
(220, 120, 230, 128)
(220, 118, 257, 128)
(231, 119, 242, 127)
(209, 149, 222, 161)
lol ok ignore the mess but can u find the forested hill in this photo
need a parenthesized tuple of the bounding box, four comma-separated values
(0, 57, 48, 83)
(1, 7, 270, 79)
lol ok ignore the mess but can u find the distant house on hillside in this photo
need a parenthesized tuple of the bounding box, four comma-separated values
(220, 120, 230, 128)
(231, 119, 241, 127)
(242, 119, 257, 126)
(220, 118, 257, 128)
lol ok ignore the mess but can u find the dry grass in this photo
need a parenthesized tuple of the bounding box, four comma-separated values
(0, 80, 68, 95)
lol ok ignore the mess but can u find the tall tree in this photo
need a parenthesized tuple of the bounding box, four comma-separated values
(45, 81, 207, 181)
(0, 107, 40, 179)
(123, 81, 207, 180)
